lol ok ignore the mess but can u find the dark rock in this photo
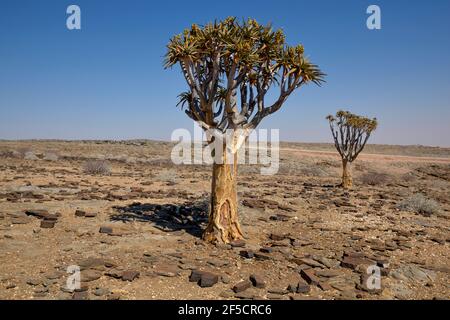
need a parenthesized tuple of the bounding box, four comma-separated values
(254, 253, 271, 261)
(75, 210, 85, 217)
(259, 247, 274, 254)
(99, 226, 113, 234)
(233, 280, 252, 293)
(300, 269, 320, 285)
(239, 250, 254, 259)
(230, 239, 246, 247)
(341, 256, 373, 270)
(189, 270, 206, 283)
(105, 269, 123, 279)
(318, 281, 332, 291)
(85, 212, 97, 218)
(296, 283, 311, 293)
(25, 209, 50, 219)
(40, 220, 55, 228)
(81, 270, 102, 282)
(269, 233, 287, 241)
(121, 270, 140, 281)
(249, 274, 266, 288)
(189, 270, 219, 287)
(199, 273, 219, 288)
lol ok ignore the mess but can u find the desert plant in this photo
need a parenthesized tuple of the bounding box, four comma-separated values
(155, 170, 178, 184)
(43, 151, 59, 161)
(327, 110, 377, 189)
(397, 193, 440, 216)
(17, 147, 33, 158)
(165, 17, 324, 243)
(24, 151, 38, 160)
(82, 160, 111, 175)
(360, 171, 389, 186)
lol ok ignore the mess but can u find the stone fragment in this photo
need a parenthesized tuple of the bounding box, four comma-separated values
(300, 269, 320, 286)
(99, 226, 113, 234)
(75, 210, 85, 217)
(239, 250, 254, 259)
(233, 280, 252, 293)
(80, 270, 102, 282)
(249, 274, 266, 288)
(121, 270, 140, 281)
(40, 220, 55, 228)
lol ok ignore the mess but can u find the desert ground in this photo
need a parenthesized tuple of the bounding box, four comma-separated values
(0, 140, 449, 300)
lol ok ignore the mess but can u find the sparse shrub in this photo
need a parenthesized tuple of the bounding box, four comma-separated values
(0, 150, 21, 158)
(154, 170, 178, 184)
(17, 147, 33, 158)
(24, 151, 38, 160)
(82, 160, 111, 175)
(360, 171, 390, 186)
(43, 151, 59, 161)
(401, 172, 417, 183)
(397, 193, 440, 215)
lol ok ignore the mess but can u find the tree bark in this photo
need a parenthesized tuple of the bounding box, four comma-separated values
(341, 159, 353, 189)
(203, 152, 244, 243)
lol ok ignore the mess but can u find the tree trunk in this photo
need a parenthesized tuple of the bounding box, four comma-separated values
(203, 153, 244, 243)
(341, 160, 353, 189)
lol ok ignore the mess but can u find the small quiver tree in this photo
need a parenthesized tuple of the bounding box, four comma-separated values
(165, 17, 324, 243)
(326, 110, 377, 189)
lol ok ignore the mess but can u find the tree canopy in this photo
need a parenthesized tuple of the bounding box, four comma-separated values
(165, 17, 325, 134)
(327, 110, 378, 162)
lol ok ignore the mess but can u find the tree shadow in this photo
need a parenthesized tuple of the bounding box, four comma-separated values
(110, 199, 209, 238)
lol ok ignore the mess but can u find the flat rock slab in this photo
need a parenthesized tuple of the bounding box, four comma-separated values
(154, 265, 179, 277)
(233, 280, 252, 293)
(40, 220, 56, 228)
(341, 256, 374, 270)
(189, 270, 219, 288)
(121, 271, 140, 281)
(81, 270, 102, 282)
(300, 269, 320, 286)
(99, 226, 113, 234)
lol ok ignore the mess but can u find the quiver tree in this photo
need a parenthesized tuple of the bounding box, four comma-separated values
(165, 17, 324, 243)
(327, 110, 378, 189)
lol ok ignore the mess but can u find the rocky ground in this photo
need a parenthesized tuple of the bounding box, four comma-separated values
(0, 140, 449, 300)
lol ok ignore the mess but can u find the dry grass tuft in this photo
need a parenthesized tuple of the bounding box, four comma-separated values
(397, 193, 440, 216)
(82, 160, 111, 175)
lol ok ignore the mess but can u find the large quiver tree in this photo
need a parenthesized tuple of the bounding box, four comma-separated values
(327, 110, 378, 189)
(165, 17, 324, 243)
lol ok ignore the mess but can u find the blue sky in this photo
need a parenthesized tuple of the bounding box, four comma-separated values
(0, 0, 449, 146)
